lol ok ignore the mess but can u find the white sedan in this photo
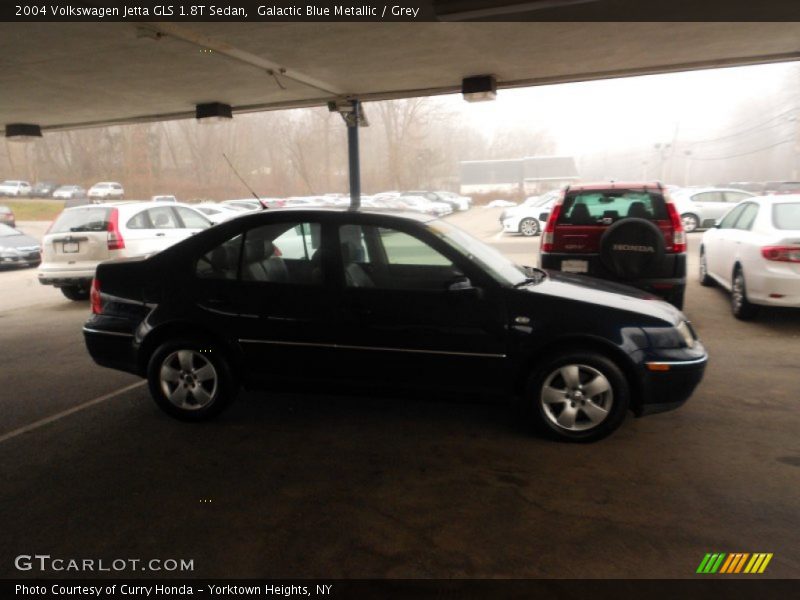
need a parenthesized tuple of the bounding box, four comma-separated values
(700, 195, 800, 319)
(499, 190, 560, 237)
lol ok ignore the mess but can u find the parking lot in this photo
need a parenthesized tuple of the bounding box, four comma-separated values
(1, 207, 799, 579)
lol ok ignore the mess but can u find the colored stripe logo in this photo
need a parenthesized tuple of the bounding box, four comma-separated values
(697, 553, 773, 574)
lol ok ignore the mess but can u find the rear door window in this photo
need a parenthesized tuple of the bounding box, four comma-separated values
(557, 191, 667, 225)
(773, 203, 800, 229)
(147, 206, 180, 229)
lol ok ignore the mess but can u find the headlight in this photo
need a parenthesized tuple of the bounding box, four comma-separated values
(675, 321, 696, 349)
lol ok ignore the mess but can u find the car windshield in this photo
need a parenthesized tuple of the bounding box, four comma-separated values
(773, 203, 800, 229)
(429, 220, 528, 286)
(50, 207, 111, 233)
(0, 223, 21, 236)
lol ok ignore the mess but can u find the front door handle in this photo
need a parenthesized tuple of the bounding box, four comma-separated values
(155, 233, 166, 237)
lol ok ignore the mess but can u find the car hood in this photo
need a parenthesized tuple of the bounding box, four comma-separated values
(520, 270, 684, 324)
(0, 233, 39, 248)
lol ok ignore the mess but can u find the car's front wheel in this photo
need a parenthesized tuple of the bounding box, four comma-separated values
(60, 285, 89, 301)
(147, 339, 237, 421)
(519, 217, 540, 237)
(527, 351, 630, 442)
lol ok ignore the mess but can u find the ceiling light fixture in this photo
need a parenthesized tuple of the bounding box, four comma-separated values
(5, 123, 42, 141)
(462, 75, 497, 102)
(195, 102, 233, 123)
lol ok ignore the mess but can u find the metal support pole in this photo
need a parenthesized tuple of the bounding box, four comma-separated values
(347, 100, 361, 210)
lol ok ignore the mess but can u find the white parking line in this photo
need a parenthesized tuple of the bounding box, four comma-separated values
(0, 381, 146, 445)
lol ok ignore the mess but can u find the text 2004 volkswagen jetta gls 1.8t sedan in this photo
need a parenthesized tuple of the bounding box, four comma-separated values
(83, 209, 707, 442)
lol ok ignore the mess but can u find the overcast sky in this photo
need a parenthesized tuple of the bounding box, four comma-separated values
(446, 61, 798, 156)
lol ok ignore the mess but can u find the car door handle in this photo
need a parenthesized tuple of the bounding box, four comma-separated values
(155, 233, 166, 237)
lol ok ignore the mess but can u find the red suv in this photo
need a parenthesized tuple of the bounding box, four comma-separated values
(539, 182, 687, 308)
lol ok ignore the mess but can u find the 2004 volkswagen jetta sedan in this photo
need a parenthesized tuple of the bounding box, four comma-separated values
(83, 209, 707, 442)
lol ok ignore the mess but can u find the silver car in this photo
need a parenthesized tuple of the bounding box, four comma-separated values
(671, 187, 754, 232)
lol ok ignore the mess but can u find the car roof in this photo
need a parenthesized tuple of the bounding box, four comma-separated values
(235, 206, 436, 223)
(62, 201, 201, 211)
(568, 181, 664, 191)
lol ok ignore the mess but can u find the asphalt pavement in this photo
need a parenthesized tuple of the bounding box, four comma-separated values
(1, 209, 798, 578)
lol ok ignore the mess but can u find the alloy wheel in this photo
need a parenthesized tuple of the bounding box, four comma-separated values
(159, 350, 218, 410)
(540, 364, 613, 432)
(681, 214, 698, 233)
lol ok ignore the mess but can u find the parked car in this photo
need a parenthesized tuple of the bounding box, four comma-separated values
(436, 191, 472, 210)
(764, 181, 800, 195)
(402, 190, 467, 212)
(397, 195, 452, 216)
(152, 195, 178, 203)
(88, 182, 124, 201)
(222, 199, 263, 212)
(195, 203, 242, 224)
(0, 180, 32, 197)
(52, 185, 87, 199)
(539, 182, 687, 308)
(0, 205, 15, 228)
(670, 187, 754, 232)
(83, 209, 707, 442)
(31, 181, 59, 198)
(38, 201, 211, 300)
(0, 223, 40, 268)
(699, 195, 800, 319)
(500, 190, 561, 237)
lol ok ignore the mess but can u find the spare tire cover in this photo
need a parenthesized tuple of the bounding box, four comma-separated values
(599, 218, 665, 279)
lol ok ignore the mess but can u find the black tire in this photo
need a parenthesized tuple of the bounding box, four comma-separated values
(519, 217, 540, 237)
(731, 268, 759, 321)
(525, 351, 630, 442)
(681, 213, 699, 233)
(699, 248, 715, 287)
(147, 338, 238, 421)
(61, 285, 89, 301)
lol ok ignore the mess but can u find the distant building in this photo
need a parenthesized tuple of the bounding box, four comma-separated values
(460, 156, 579, 196)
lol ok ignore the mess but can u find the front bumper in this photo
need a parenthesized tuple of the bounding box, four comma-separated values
(634, 347, 708, 416)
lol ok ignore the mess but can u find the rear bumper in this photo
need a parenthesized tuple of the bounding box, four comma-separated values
(83, 324, 141, 376)
(635, 352, 708, 416)
(540, 252, 686, 299)
(38, 265, 96, 287)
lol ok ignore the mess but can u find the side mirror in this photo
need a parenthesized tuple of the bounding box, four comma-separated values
(447, 276, 483, 299)
(539, 212, 550, 222)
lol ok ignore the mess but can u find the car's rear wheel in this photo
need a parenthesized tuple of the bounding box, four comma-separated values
(699, 248, 715, 287)
(527, 351, 630, 442)
(731, 268, 759, 320)
(681, 213, 699, 233)
(60, 285, 89, 301)
(147, 339, 237, 421)
(519, 217, 540, 237)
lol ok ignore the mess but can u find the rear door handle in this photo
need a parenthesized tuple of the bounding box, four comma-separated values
(155, 233, 166, 237)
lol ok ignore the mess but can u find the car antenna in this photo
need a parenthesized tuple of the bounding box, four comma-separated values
(222, 153, 267, 210)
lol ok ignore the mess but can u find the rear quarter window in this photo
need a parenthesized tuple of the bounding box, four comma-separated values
(50, 208, 110, 233)
(557, 191, 667, 225)
(773, 203, 800, 230)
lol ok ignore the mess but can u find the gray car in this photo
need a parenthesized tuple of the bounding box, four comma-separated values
(670, 187, 754, 232)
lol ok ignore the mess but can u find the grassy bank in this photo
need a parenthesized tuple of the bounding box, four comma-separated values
(2, 199, 65, 221)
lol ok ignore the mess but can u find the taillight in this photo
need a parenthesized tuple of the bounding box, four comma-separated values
(541, 202, 563, 253)
(90, 278, 102, 314)
(761, 246, 800, 263)
(666, 202, 686, 253)
(107, 208, 125, 250)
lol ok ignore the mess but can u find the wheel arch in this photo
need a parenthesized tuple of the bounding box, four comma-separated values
(137, 321, 244, 378)
(515, 335, 644, 412)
